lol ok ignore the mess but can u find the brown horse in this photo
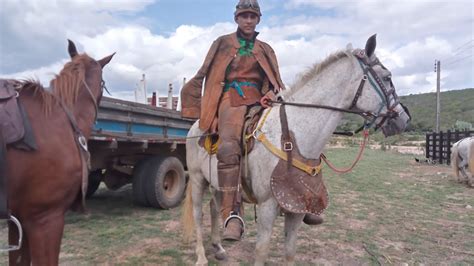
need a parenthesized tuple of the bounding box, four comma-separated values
(4, 40, 114, 265)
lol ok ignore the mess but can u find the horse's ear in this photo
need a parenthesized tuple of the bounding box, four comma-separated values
(98, 52, 116, 68)
(68, 39, 78, 58)
(365, 34, 377, 58)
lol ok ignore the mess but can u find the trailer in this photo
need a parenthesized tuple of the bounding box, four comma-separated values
(87, 96, 195, 209)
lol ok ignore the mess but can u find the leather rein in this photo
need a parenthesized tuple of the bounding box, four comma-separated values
(256, 50, 400, 174)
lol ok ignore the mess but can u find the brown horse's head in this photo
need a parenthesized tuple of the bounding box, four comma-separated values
(47, 40, 115, 112)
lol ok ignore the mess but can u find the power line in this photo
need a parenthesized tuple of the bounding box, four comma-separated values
(452, 39, 473, 53)
(444, 54, 473, 67)
(440, 39, 474, 62)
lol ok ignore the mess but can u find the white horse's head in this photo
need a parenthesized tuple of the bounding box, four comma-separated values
(351, 35, 411, 137)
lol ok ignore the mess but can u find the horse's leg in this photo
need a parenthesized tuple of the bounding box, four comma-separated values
(191, 178, 208, 266)
(255, 199, 278, 266)
(209, 189, 226, 260)
(284, 213, 305, 266)
(22, 211, 65, 265)
(9, 221, 30, 266)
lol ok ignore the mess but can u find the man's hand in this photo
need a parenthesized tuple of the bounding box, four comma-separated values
(260, 91, 276, 108)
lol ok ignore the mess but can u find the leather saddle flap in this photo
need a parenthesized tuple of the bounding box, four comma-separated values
(0, 80, 18, 100)
(270, 132, 328, 215)
(0, 80, 24, 144)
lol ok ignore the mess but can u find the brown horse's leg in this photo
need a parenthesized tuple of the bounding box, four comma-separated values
(23, 212, 65, 265)
(9, 222, 30, 266)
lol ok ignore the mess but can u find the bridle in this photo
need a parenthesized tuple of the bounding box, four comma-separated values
(82, 78, 108, 122)
(270, 49, 401, 132)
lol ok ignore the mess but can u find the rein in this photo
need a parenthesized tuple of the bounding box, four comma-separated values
(321, 130, 369, 174)
(252, 51, 398, 175)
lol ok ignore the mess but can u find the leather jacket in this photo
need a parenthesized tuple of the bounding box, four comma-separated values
(181, 32, 285, 132)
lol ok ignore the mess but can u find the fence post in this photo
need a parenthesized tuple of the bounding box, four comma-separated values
(446, 130, 451, 165)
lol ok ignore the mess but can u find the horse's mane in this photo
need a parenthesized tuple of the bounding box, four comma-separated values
(20, 54, 89, 114)
(285, 49, 354, 97)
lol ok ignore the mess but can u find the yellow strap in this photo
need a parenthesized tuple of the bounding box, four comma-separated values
(245, 106, 322, 176)
(256, 133, 322, 176)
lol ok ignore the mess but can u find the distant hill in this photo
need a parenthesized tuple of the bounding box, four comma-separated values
(400, 88, 474, 132)
(337, 88, 474, 133)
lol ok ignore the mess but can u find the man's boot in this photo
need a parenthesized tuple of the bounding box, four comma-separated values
(303, 213, 324, 225)
(218, 166, 244, 241)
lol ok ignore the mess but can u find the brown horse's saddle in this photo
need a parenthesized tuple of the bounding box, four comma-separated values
(0, 79, 36, 150)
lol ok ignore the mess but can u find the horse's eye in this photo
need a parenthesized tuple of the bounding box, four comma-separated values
(384, 76, 392, 82)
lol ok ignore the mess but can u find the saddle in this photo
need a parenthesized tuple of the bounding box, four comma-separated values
(0, 79, 36, 150)
(199, 105, 263, 155)
(0, 79, 24, 144)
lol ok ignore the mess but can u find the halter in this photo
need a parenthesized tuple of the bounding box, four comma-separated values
(82, 79, 108, 123)
(351, 49, 400, 130)
(270, 49, 400, 132)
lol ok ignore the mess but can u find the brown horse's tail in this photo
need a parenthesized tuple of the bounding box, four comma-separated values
(181, 182, 195, 243)
(451, 143, 460, 178)
(469, 139, 474, 176)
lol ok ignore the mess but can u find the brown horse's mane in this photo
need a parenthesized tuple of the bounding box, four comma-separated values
(20, 54, 89, 114)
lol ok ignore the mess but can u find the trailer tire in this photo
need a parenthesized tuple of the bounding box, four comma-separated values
(145, 156, 186, 209)
(132, 159, 151, 206)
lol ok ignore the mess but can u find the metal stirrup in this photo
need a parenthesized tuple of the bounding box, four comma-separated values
(0, 215, 23, 252)
(224, 213, 246, 232)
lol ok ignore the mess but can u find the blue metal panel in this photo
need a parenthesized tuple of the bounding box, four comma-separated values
(131, 124, 164, 135)
(167, 128, 189, 137)
(94, 120, 127, 133)
(94, 120, 189, 137)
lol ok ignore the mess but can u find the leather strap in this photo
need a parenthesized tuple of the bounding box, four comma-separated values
(256, 133, 322, 176)
(349, 67, 369, 110)
(279, 105, 292, 170)
(0, 129, 9, 219)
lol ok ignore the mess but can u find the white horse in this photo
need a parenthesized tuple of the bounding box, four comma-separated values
(451, 136, 474, 187)
(181, 35, 410, 265)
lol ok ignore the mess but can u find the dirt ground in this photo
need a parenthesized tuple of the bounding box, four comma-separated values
(1, 149, 473, 265)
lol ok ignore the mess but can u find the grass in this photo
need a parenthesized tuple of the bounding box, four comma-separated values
(1, 148, 473, 264)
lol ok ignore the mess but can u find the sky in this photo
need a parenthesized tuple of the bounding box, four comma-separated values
(1, 0, 473, 102)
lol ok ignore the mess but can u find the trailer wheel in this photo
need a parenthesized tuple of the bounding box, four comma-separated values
(86, 170, 103, 198)
(132, 159, 151, 206)
(145, 156, 186, 209)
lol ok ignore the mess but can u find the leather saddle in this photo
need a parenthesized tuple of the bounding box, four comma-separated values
(0, 79, 36, 150)
(199, 105, 264, 155)
(0, 79, 24, 144)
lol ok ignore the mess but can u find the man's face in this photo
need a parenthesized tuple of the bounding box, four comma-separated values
(235, 12, 259, 37)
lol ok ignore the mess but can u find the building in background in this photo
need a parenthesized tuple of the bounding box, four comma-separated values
(134, 74, 147, 104)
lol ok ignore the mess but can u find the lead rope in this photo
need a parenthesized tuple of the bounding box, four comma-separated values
(321, 129, 370, 174)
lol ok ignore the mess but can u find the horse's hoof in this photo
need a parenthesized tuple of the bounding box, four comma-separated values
(303, 213, 324, 225)
(215, 251, 227, 261)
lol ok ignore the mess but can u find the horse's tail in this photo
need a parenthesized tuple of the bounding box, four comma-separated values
(451, 142, 460, 178)
(181, 181, 195, 243)
(469, 139, 474, 176)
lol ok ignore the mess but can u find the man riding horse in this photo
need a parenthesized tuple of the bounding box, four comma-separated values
(181, 0, 323, 241)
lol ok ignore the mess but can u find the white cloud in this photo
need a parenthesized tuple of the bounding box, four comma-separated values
(1, 0, 472, 102)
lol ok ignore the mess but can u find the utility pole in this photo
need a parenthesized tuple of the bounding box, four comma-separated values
(435, 60, 441, 133)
